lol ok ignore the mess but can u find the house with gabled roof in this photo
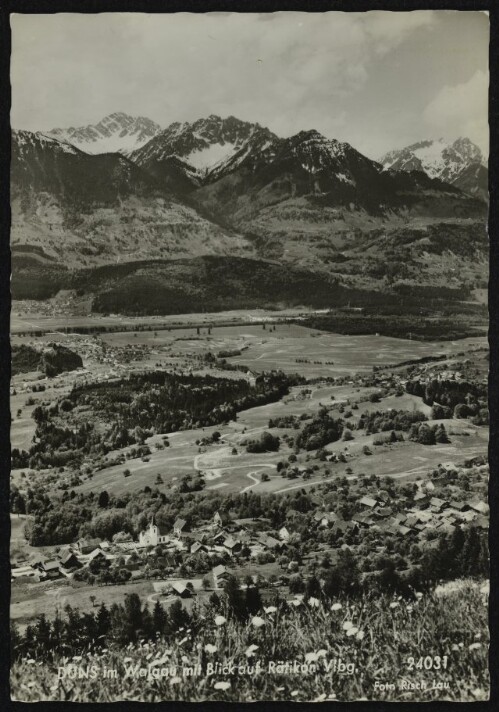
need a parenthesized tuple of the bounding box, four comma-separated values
(60, 551, 82, 571)
(223, 536, 242, 556)
(190, 541, 207, 555)
(449, 501, 469, 512)
(430, 497, 447, 511)
(212, 564, 231, 589)
(278, 526, 291, 541)
(469, 501, 489, 515)
(76, 537, 102, 555)
(375, 507, 392, 519)
(170, 581, 193, 598)
(173, 518, 188, 538)
(359, 495, 377, 509)
(414, 491, 429, 503)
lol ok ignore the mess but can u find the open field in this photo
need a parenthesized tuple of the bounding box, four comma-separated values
(62, 382, 488, 498)
(10, 306, 330, 335)
(99, 324, 486, 378)
(10, 322, 488, 499)
(11, 578, 155, 628)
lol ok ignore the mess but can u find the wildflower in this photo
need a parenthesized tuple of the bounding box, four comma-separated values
(314, 693, 327, 702)
(245, 644, 259, 658)
(170, 676, 182, 686)
(251, 616, 265, 628)
(181, 655, 189, 663)
(475, 632, 482, 640)
(346, 627, 359, 637)
(415, 592, 423, 599)
(150, 655, 169, 667)
(305, 652, 318, 663)
(389, 602, 399, 609)
(356, 630, 365, 641)
(205, 644, 217, 654)
(264, 606, 277, 614)
(27, 660, 36, 665)
(276, 686, 285, 692)
(331, 603, 342, 611)
(291, 690, 299, 697)
(342, 621, 354, 631)
(406, 605, 413, 613)
(308, 597, 320, 608)
(316, 649, 327, 658)
(215, 615, 226, 626)
(290, 599, 302, 607)
(214, 681, 231, 691)
(468, 643, 482, 651)
(451, 644, 460, 652)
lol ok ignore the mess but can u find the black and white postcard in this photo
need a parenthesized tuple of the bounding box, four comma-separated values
(8, 8, 491, 702)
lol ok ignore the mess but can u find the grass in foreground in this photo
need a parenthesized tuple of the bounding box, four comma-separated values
(11, 581, 489, 702)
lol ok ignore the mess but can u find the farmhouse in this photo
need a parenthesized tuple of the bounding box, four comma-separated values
(430, 497, 447, 512)
(173, 518, 188, 538)
(60, 552, 82, 571)
(11, 565, 41, 582)
(77, 537, 102, 554)
(359, 496, 377, 509)
(170, 581, 193, 598)
(223, 536, 242, 556)
(278, 526, 291, 541)
(212, 564, 230, 589)
(469, 501, 489, 515)
(36, 559, 62, 579)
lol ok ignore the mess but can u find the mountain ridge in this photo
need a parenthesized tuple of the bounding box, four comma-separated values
(379, 137, 488, 200)
(47, 112, 163, 155)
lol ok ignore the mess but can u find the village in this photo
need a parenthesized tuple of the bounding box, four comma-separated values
(11, 452, 488, 621)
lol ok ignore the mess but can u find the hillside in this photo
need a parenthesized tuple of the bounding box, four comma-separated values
(12, 343, 83, 377)
(11, 583, 489, 702)
(10, 130, 252, 268)
(192, 128, 486, 272)
(130, 115, 277, 193)
(10, 119, 488, 310)
(11, 255, 385, 313)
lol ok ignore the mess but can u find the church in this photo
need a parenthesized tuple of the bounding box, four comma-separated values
(138, 520, 170, 547)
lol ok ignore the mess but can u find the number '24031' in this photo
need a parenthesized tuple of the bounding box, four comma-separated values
(406, 656, 449, 670)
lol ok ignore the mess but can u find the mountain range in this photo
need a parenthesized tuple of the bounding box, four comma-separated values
(380, 137, 488, 200)
(11, 113, 488, 314)
(47, 112, 162, 155)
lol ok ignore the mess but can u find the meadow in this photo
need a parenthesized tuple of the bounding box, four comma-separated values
(11, 582, 489, 702)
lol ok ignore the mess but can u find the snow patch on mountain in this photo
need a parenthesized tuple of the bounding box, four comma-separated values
(47, 112, 162, 155)
(380, 137, 485, 186)
(186, 142, 238, 172)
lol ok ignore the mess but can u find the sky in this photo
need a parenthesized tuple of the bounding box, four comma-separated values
(10, 11, 489, 159)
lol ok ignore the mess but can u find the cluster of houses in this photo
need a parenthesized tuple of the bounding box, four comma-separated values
(12, 481, 489, 590)
(348, 487, 489, 542)
(10, 510, 289, 590)
(11, 537, 126, 584)
(138, 512, 291, 562)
